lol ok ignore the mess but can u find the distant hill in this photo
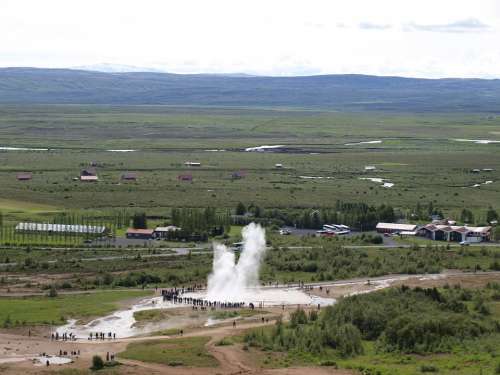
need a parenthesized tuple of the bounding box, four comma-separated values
(1, 67, 500, 112)
(71, 63, 166, 73)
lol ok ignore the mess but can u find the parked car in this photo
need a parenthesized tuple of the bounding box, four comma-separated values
(459, 241, 470, 246)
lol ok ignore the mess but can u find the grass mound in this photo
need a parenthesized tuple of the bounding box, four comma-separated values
(118, 336, 218, 367)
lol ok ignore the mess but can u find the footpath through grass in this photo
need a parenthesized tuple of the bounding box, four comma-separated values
(118, 336, 218, 367)
(0, 289, 151, 327)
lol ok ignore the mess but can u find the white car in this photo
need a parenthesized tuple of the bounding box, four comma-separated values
(459, 241, 470, 246)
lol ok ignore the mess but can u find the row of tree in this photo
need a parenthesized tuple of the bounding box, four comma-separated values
(235, 201, 396, 230)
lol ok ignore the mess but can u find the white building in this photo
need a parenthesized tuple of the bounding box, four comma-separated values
(420, 224, 491, 243)
(376, 223, 418, 234)
(15, 222, 106, 235)
(153, 226, 181, 239)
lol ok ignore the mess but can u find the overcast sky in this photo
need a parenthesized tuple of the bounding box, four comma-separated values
(1, 0, 500, 78)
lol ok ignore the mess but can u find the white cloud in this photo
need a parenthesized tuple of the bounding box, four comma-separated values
(358, 22, 392, 31)
(0, 0, 499, 78)
(405, 18, 491, 33)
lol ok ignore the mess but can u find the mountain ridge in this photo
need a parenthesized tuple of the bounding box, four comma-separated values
(1, 67, 500, 112)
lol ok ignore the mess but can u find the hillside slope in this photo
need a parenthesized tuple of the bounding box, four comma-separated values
(1, 68, 500, 112)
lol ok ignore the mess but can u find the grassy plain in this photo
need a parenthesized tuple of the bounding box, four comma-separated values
(118, 336, 217, 367)
(0, 105, 499, 224)
(0, 290, 151, 326)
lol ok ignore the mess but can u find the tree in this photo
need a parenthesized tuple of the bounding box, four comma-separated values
(47, 285, 58, 298)
(132, 213, 147, 229)
(460, 208, 474, 224)
(253, 205, 262, 218)
(486, 206, 499, 223)
(236, 202, 246, 216)
(333, 324, 364, 357)
(311, 211, 322, 229)
(493, 226, 500, 242)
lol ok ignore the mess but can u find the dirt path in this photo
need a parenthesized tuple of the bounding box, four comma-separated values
(0, 318, 353, 374)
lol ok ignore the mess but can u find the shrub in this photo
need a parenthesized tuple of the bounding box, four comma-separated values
(289, 308, 308, 327)
(168, 361, 184, 367)
(91, 355, 104, 370)
(47, 285, 58, 298)
(320, 360, 337, 367)
(420, 364, 439, 372)
(327, 323, 364, 357)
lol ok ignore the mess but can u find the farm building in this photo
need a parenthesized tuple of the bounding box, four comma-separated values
(81, 167, 97, 176)
(419, 224, 491, 243)
(153, 226, 181, 239)
(122, 172, 138, 181)
(178, 174, 193, 181)
(16, 172, 32, 181)
(80, 167, 98, 181)
(376, 222, 419, 234)
(15, 222, 107, 235)
(231, 171, 246, 179)
(184, 161, 201, 167)
(80, 175, 98, 182)
(275, 163, 283, 169)
(126, 228, 154, 239)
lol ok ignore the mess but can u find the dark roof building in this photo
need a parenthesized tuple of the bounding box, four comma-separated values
(231, 171, 246, 179)
(17, 172, 33, 181)
(81, 168, 97, 176)
(122, 172, 138, 181)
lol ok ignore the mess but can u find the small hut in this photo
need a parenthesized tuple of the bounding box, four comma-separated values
(17, 172, 33, 181)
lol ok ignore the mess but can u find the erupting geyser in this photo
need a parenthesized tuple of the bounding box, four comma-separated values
(206, 223, 267, 301)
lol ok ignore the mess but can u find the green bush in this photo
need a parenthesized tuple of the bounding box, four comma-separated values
(244, 286, 498, 358)
(168, 361, 184, 367)
(319, 360, 337, 367)
(91, 355, 104, 370)
(420, 364, 439, 372)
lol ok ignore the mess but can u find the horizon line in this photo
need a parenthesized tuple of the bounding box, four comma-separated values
(1, 65, 500, 81)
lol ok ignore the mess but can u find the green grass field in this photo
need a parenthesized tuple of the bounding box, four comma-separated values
(0, 290, 151, 326)
(0, 105, 498, 223)
(118, 336, 217, 367)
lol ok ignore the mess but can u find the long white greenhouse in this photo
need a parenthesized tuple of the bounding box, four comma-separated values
(15, 222, 107, 235)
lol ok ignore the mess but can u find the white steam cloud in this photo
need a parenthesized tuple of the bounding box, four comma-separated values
(206, 223, 267, 302)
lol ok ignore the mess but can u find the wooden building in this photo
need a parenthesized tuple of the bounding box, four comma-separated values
(17, 172, 33, 181)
